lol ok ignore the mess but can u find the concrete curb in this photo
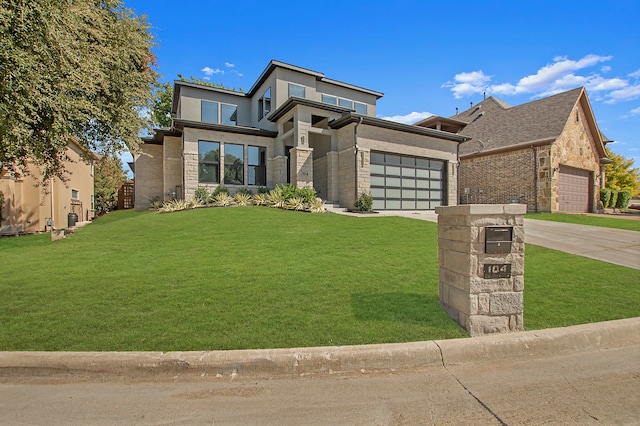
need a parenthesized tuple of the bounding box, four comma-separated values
(1, 317, 638, 380)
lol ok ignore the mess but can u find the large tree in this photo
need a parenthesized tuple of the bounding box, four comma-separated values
(0, 0, 158, 182)
(605, 147, 640, 196)
(94, 155, 127, 216)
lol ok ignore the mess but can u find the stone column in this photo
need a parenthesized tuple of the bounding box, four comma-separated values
(290, 146, 313, 188)
(435, 204, 526, 336)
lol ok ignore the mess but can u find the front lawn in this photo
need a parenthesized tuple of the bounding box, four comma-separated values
(1, 207, 638, 351)
(525, 212, 640, 232)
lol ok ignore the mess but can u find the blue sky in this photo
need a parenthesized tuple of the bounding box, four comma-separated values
(124, 0, 640, 169)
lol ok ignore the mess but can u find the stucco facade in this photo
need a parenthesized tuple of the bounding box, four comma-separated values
(136, 61, 465, 211)
(0, 140, 96, 235)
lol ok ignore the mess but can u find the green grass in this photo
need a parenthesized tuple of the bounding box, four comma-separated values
(525, 212, 640, 232)
(1, 207, 638, 351)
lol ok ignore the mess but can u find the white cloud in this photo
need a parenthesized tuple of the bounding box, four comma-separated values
(605, 84, 640, 103)
(443, 54, 640, 105)
(631, 107, 640, 115)
(201, 66, 224, 76)
(442, 71, 491, 99)
(380, 111, 434, 125)
(225, 62, 235, 68)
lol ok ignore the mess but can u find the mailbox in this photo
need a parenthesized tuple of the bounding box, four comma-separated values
(485, 226, 513, 254)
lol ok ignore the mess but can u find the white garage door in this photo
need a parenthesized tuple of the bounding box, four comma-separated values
(370, 151, 445, 210)
(558, 166, 591, 213)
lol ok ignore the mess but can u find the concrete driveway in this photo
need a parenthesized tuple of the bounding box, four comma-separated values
(367, 210, 640, 270)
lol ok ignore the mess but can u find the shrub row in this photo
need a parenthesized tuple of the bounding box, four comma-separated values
(156, 184, 326, 214)
(600, 188, 631, 209)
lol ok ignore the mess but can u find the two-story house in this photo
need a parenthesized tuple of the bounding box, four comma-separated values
(135, 60, 468, 210)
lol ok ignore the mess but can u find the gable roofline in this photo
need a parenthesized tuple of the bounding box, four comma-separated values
(574, 87, 607, 158)
(414, 115, 468, 127)
(247, 60, 384, 98)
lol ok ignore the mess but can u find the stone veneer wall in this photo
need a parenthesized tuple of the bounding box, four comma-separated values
(550, 103, 601, 212)
(313, 156, 328, 200)
(459, 148, 537, 212)
(436, 204, 526, 336)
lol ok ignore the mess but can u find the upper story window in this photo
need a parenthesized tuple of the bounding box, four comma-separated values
(321, 94, 368, 115)
(71, 189, 79, 200)
(201, 100, 237, 126)
(258, 87, 271, 120)
(322, 94, 337, 104)
(288, 83, 305, 98)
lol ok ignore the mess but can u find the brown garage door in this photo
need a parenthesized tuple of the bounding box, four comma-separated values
(558, 166, 591, 213)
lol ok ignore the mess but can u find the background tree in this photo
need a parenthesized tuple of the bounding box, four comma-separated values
(605, 147, 640, 196)
(0, 0, 158, 183)
(151, 82, 173, 128)
(94, 156, 128, 216)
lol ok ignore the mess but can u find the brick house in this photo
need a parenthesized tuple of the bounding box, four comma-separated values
(0, 139, 97, 235)
(136, 60, 468, 211)
(416, 87, 610, 213)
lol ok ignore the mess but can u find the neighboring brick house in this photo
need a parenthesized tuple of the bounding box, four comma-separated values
(416, 87, 610, 213)
(0, 139, 97, 235)
(136, 60, 468, 211)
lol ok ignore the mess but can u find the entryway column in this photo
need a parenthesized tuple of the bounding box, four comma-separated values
(289, 146, 313, 188)
(436, 204, 526, 336)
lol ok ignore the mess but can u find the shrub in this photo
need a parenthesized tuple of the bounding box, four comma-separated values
(212, 192, 234, 207)
(148, 196, 161, 210)
(297, 186, 317, 204)
(158, 199, 190, 213)
(285, 196, 305, 211)
(234, 192, 253, 206)
(236, 187, 254, 196)
(609, 190, 619, 208)
(253, 193, 269, 206)
(354, 192, 373, 212)
(256, 186, 270, 194)
(309, 197, 326, 214)
(599, 188, 611, 209)
(212, 185, 229, 197)
(267, 187, 286, 209)
(194, 186, 210, 204)
(616, 190, 631, 209)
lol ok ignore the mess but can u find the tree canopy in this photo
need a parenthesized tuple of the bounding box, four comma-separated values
(94, 155, 128, 215)
(0, 0, 158, 182)
(605, 147, 640, 196)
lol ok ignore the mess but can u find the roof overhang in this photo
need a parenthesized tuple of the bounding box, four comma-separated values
(330, 114, 469, 143)
(171, 81, 246, 114)
(141, 127, 182, 144)
(247, 60, 383, 98)
(460, 137, 555, 159)
(173, 119, 278, 138)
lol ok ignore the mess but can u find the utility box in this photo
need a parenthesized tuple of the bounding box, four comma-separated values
(436, 204, 526, 336)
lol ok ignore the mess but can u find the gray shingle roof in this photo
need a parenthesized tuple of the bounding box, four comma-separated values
(452, 87, 584, 156)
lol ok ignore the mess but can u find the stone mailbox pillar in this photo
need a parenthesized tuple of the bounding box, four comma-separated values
(435, 204, 527, 336)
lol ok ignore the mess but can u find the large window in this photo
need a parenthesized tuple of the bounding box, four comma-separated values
(198, 141, 220, 183)
(288, 83, 305, 98)
(248, 146, 266, 186)
(201, 100, 237, 126)
(224, 144, 244, 185)
(258, 87, 271, 120)
(321, 94, 368, 115)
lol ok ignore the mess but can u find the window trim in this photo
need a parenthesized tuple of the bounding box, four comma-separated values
(201, 100, 238, 126)
(258, 87, 271, 120)
(288, 83, 306, 99)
